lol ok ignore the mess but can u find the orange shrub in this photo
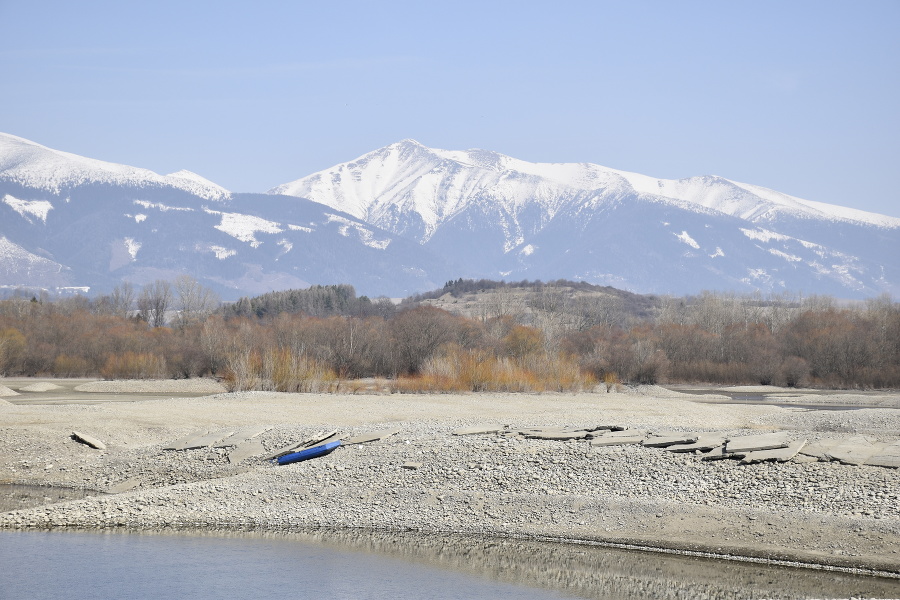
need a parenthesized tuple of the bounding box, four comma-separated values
(100, 352, 167, 379)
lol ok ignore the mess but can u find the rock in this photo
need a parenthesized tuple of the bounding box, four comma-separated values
(664, 434, 727, 453)
(797, 438, 842, 459)
(741, 439, 807, 464)
(725, 432, 791, 453)
(344, 428, 401, 445)
(228, 439, 266, 463)
(213, 426, 270, 448)
(173, 430, 235, 451)
(522, 430, 588, 441)
(865, 441, 900, 468)
(824, 435, 882, 466)
(590, 435, 645, 447)
(72, 431, 106, 450)
(163, 431, 210, 451)
(601, 429, 647, 438)
(701, 446, 745, 461)
(452, 425, 504, 436)
(642, 434, 700, 448)
(586, 425, 627, 432)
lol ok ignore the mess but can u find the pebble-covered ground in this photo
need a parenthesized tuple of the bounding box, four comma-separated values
(1, 383, 898, 575)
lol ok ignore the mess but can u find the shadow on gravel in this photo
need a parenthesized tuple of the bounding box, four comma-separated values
(0, 484, 101, 513)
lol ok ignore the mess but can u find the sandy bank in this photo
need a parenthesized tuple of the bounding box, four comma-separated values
(72, 378, 227, 394)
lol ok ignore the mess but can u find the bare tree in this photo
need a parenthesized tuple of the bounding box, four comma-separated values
(480, 286, 525, 322)
(173, 275, 219, 328)
(109, 282, 136, 318)
(92, 282, 135, 318)
(137, 280, 172, 327)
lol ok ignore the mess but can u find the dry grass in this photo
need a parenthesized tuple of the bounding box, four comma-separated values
(222, 348, 338, 392)
(391, 345, 596, 393)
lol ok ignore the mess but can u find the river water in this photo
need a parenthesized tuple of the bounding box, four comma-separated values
(2, 528, 899, 599)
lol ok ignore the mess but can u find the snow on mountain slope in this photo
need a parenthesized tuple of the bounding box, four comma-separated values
(273, 140, 900, 236)
(0, 133, 230, 201)
(0, 236, 71, 287)
(1, 132, 895, 299)
(2, 194, 53, 224)
(271, 140, 899, 298)
(0, 133, 454, 297)
(271, 140, 631, 244)
(724, 180, 900, 228)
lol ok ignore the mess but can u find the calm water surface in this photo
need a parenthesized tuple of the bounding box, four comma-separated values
(2, 529, 899, 600)
(0, 530, 571, 600)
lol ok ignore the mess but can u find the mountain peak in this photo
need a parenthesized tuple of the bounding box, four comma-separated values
(166, 169, 230, 195)
(0, 132, 230, 201)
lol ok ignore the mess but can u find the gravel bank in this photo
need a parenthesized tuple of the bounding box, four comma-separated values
(1, 386, 898, 575)
(72, 379, 227, 394)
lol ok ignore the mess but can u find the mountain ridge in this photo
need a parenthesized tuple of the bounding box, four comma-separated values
(270, 139, 899, 299)
(0, 133, 452, 299)
(0, 133, 231, 202)
(272, 139, 900, 233)
(1, 132, 897, 300)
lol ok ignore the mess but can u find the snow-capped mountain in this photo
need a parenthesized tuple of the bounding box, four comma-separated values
(272, 140, 900, 298)
(0, 133, 231, 202)
(2, 133, 897, 300)
(0, 133, 451, 298)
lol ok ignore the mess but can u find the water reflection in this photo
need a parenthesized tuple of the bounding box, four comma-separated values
(106, 528, 900, 600)
(281, 529, 900, 600)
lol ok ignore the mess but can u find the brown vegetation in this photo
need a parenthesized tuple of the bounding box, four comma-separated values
(0, 279, 897, 390)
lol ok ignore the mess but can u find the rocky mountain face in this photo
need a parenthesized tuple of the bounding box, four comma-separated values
(273, 140, 900, 299)
(2, 133, 897, 300)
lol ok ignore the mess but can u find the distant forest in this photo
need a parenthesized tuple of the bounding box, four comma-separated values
(0, 277, 898, 391)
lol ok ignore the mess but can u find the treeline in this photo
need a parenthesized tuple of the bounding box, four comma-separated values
(406, 278, 658, 319)
(226, 285, 396, 319)
(0, 279, 898, 391)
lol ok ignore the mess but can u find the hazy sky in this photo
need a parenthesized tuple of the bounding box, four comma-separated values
(2, 1, 898, 217)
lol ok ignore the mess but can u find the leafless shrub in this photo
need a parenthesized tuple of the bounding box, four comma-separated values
(100, 352, 167, 379)
(222, 348, 338, 393)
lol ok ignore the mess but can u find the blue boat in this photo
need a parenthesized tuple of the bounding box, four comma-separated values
(276, 440, 342, 465)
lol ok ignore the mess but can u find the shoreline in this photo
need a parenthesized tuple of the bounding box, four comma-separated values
(1, 383, 899, 576)
(7, 527, 900, 600)
(6, 519, 899, 580)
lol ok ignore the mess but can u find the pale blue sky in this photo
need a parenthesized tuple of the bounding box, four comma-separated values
(1, 1, 898, 217)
